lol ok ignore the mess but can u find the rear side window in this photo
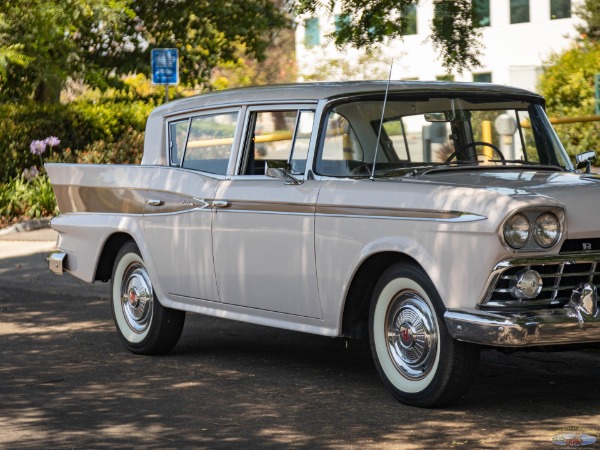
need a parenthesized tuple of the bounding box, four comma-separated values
(168, 111, 239, 175)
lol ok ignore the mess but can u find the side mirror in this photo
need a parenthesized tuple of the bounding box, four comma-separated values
(576, 150, 596, 174)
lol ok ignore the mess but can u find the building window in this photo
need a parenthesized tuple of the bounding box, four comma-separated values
(436, 74, 455, 81)
(473, 72, 492, 83)
(473, 0, 491, 27)
(510, 0, 530, 24)
(403, 5, 417, 35)
(334, 14, 350, 33)
(304, 18, 320, 48)
(550, 0, 571, 19)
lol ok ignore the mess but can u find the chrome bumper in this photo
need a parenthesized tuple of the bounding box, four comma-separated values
(445, 283, 600, 347)
(48, 252, 67, 276)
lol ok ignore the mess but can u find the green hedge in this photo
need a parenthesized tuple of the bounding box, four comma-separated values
(0, 99, 155, 182)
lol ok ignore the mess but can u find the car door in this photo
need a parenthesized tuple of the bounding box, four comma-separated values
(143, 109, 241, 303)
(211, 106, 323, 318)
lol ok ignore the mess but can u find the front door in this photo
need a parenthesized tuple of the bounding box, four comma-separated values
(211, 107, 323, 318)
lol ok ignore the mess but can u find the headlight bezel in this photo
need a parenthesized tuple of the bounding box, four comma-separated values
(500, 207, 564, 252)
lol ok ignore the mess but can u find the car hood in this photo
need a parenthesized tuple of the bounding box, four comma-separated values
(418, 169, 600, 237)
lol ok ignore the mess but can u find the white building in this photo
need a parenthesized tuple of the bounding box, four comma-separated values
(296, 0, 582, 93)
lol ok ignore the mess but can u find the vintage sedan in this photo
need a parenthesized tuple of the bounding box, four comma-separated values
(46, 81, 600, 407)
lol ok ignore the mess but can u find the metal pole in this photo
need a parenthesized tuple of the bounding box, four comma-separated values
(165, 84, 169, 103)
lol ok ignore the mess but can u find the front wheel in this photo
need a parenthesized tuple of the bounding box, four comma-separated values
(111, 241, 185, 355)
(369, 263, 479, 407)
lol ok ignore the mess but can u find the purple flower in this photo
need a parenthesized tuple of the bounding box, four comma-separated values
(22, 165, 39, 180)
(30, 140, 47, 155)
(45, 136, 60, 147)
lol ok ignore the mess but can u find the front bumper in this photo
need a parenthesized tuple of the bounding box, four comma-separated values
(445, 283, 600, 346)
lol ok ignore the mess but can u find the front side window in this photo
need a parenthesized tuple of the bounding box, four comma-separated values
(510, 0, 530, 24)
(316, 97, 572, 178)
(179, 112, 238, 175)
(551, 0, 571, 19)
(241, 109, 315, 177)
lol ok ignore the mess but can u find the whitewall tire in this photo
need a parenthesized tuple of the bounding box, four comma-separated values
(111, 241, 185, 355)
(369, 263, 480, 407)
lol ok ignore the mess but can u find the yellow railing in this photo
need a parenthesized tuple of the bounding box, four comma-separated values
(186, 132, 294, 150)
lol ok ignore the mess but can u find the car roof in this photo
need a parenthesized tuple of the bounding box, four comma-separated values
(150, 81, 544, 117)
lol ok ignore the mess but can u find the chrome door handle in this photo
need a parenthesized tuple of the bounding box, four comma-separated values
(211, 200, 229, 209)
(146, 199, 164, 207)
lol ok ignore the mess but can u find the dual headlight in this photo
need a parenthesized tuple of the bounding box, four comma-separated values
(503, 211, 561, 250)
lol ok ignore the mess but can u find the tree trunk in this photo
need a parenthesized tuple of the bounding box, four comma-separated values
(33, 78, 62, 103)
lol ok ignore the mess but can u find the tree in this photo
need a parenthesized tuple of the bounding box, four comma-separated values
(0, 0, 289, 103)
(293, 0, 483, 74)
(539, 42, 600, 158)
(0, 0, 135, 103)
(575, 0, 600, 41)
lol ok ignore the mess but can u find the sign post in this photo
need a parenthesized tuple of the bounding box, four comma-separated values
(151, 48, 179, 103)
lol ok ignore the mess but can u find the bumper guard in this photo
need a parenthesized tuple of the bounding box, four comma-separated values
(48, 252, 67, 276)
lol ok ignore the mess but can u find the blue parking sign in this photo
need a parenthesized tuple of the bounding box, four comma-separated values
(151, 48, 179, 85)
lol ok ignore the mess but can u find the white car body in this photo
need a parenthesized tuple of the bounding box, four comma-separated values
(46, 82, 600, 406)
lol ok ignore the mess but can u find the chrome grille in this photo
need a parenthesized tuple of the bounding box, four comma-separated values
(484, 258, 600, 309)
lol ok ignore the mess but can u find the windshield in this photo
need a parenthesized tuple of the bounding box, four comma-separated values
(315, 96, 573, 177)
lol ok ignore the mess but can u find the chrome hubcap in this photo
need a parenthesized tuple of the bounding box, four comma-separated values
(120, 262, 153, 333)
(386, 291, 438, 380)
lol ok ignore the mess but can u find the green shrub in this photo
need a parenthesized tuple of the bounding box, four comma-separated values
(73, 127, 145, 165)
(23, 175, 58, 218)
(0, 99, 154, 182)
(0, 174, 57, 223)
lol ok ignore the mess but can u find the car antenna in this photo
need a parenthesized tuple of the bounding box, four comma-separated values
(370, 59, 394, 181)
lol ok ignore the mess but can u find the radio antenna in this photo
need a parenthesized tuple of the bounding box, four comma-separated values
(370, 59, 394, 181)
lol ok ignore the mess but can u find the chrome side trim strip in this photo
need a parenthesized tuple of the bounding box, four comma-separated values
(316, 205, 486, 223)
(215, 201, 485, 222)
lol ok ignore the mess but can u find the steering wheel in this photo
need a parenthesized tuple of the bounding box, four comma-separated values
(445, 141, 506, 165)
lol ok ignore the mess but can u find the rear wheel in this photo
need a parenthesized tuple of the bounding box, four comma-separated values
(111, 241, 185, 355)
(369, 263, 479, 407)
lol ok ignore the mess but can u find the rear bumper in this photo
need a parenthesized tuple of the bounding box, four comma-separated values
(445, 283, 600, 347)
(48, 252, 67, 275)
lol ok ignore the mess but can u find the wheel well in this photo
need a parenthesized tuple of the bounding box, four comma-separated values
(95, 233, 135, 282)
(341, 252, 420, 339)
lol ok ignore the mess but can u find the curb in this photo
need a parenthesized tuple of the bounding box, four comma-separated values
(0, 218, 51, 236)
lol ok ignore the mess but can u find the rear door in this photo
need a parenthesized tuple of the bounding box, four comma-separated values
(143, 108, 241, 302)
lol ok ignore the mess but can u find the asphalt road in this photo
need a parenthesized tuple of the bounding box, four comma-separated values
(1, 230, 600, 449)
